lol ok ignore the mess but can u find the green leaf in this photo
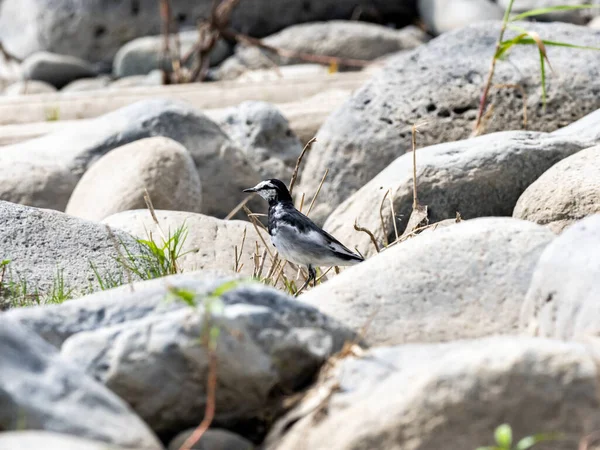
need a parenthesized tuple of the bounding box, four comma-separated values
(495, 424, 513, 448)
(209, 279, 244, 298)
(168, 287, 197, 307)
(1, 259, 10, 266)
(515, 433, 563, 450)
(510, 4, 600, 22)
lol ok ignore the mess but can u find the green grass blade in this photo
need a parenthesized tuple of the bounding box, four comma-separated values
(511, 4, 600, 22)
(539, 48, 547, 107)
(515, 432, 563, 450)
(495, 424, 512, 448)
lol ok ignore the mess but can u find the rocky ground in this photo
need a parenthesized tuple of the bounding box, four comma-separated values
(1, 0, 600, 449)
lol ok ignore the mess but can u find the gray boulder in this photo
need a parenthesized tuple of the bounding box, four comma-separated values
(66, 137, 203, 221)
(324, 131, 587, 256)
(0, 318, 161, 449)
(0, 201, 142, 304)
(514, 145, 600, 233)
(266, 336, 600, 450)
(217, 21, 428, 80)
(418, 0, 503, 35)
(0, 99, 260, 217)
(217, 101, 303, 179)
(59, 279, 355, 436)
(21, 51, 96, 88)
(297, 22, 600, 223)
(301, 217, 554, 346)
(4, 271, 235, 348)
(0, 0, 417, 64)
(3, 80, 56, 96)
(108, 70, 164, 89)
(520, 215, 600, 340)
(61, 76, 111, 92)
(113, 30, 230, 78)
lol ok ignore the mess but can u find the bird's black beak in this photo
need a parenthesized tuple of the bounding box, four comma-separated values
(243, 187, 256, 193)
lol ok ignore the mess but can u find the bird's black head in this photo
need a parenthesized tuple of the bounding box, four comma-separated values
(243, 179, 293, 205)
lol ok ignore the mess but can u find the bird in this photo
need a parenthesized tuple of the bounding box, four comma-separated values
(243, 179, 364, 292)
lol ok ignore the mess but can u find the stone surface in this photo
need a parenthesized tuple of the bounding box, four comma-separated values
(0, 432, 128, 450)
(61, 76, 111, 92)
(514, 145, 600, 233)
(5, 271, 231, 348)
(3, 80, 57, 96)
(109, 70, 164, 89)
(0, 161, 78, 211)
(217, 21, 428, 80)
(66, 137, 202, 221)
(21, 51, 96, 88)
(418, 0, 503, 35)
(0, 317, 161, 449)
(217, 101, 303, 179)
(590, 16, 600, 29)
(60, 280, 355, 436)
(168, 428, 254, 450)
(324, 131, 588, 255)
(114, 30, 230, 78)
(520, 215, 600, 340)
(301, 218, 554, 346)
(0, 201, 143, 301)
(0, 0, 417, 64)
(498, 0, 600, 24)
(297, 22, 600, 223)
(0, 99, 260, 217)
(102, 210, 291, 280)
(266, 336, 600, 450)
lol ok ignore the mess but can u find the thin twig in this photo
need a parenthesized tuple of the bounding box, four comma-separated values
(388, 189, 399, 243)
(298, 192, 305, 213)
(179, 351, 218, 450)
(307, 169, 329, 217)
(289, 137, 317, 196)
(225, 196, 252, 220)
(354, 220, 380, 253)
(378, 190, 390, 247)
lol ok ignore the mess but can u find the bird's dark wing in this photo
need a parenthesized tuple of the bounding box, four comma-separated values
(279, 208, 363, 262)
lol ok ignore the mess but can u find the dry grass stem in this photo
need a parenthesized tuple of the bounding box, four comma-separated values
(307, 169, 329, 217)
(353, 220, 380, 253)
(234, 228, 247, 273)
(179, 351, 218, 450)
(388, 190, 399, 243)
(289, 137, 317, 196)
(378, 190, 390, 247)
(225, 196, 252, 220)
(105, 225, 134, 291)
(298, 192, 305, 213)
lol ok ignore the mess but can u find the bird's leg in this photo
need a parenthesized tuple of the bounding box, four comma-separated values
(295, 265, 316, 296)
(309, 265, 317, 287)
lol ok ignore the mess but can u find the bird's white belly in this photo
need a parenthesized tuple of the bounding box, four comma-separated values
(271, 232, 313, 266)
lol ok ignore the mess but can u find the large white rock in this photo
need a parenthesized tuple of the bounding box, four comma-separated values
(266, 336, 600, 450)
(513, 145, 600, 233)
(66, 137, 202, 221)
(301, 217, 554, 345)
(418, 0, 503, 35)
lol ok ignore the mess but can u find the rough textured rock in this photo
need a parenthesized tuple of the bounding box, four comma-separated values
(514, 145, 600, 233)
(60, 280, 355, 436)
(324, 131, 588, 256)
(0, 161, 78, 212)
(66, 137, 202, 221)
(0, 99, 260, 216)
(102, 209, 292, 280)
(21, 52, 96, 88)
(114, 30, 230, 78)
(498, 0, 600, 24)
(266, 336, 600, 450)
(0, 318, 162, 449)
(520, 215, 600, 340)
(0, 201, 142, 301)
(217, 101, 303, 179)
(3, 80, 57, 96)
(0, 432, 129, 450)
(4, 271, 231, 348)
(217, 21, 428, 79)
(297, 22, 600, 223)
(301, 218, 554, 346)
(168, 428, 254, 450)
(0, 0, 417, 64)
(418, 0, 503, 35)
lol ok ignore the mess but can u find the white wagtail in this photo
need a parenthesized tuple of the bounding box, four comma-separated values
(243, 179, 364, 291)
